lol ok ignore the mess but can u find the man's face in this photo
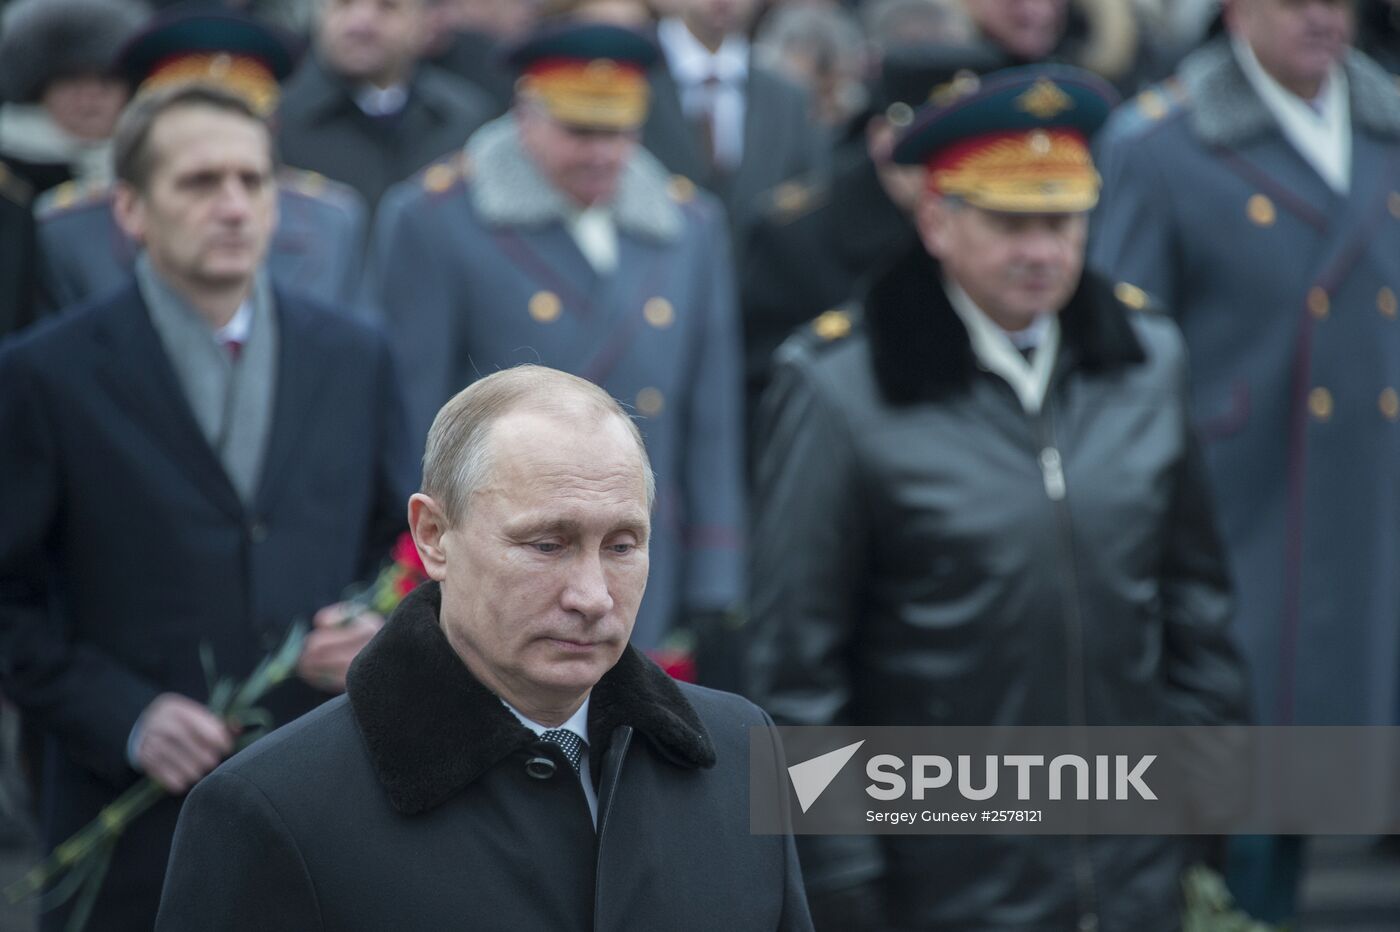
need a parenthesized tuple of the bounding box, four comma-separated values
(918, 196, 1087, 330)
(115, 105, 277, 294)
(964, 0, 1067, 61)
(319, 0, 425, 85)
(1230, 0, 1352, 93)
(41, 75, 129, 142)
(517, 105, 637, 206)
(681, 0, 760, 41)
(433, 411, 651, 706)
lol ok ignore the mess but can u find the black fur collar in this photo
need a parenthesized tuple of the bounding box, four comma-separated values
(864, 244, 1146, 406)
(347, 583, 716, 815)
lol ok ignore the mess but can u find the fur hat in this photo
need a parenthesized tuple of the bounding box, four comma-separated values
(0, 0, 151, 103)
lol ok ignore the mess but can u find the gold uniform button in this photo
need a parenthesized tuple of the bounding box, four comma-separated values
(1308, 387, 1334, 421)
(528, 291, 562, 323)
(1114, 282, 1147, 310)
(636, 387, 664, 416)
(812, 309, 852, 341)
(1379, 287, 1398, 319)
(1247, 194, 1275, 227)
(1307, 287, 1329, 320)
(668, 175, 696, 203)
(643, 297, 674, 328)
(423, 163, 456, 193)
(1382, 388, 1400, 421)
(1390, 192, 1400, 219)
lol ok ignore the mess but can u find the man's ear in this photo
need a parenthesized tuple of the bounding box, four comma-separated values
(915, 191, 951, 261)
(407, 493, 451, 582)
(112, 182, 147, 245)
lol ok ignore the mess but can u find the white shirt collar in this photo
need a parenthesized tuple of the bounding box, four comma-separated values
(354, 84, 409, 117)
(945, 278, 1060, 416)
(213, 298, 254, 345)
(1231, 35, 1350, 193)
(502, 695, 591, 744)
(657, 17, 749, 86)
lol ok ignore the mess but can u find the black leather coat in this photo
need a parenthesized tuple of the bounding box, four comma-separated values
(748, 246, 1250, 931)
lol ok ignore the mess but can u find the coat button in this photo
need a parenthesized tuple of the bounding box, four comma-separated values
(1308, 387, 1333, 422)
(1379, 288, 1398, 319)
(1307, 287, 1329, 320)
(636, 387, 664, 416)
(1246, 194, 1275, 227)
(525, 756, 557, 780)
(248, 520, 268, 544)
(643, 297, 675, 328)
(1381, 388, 1400, 421)
(529, 291, 562, 323)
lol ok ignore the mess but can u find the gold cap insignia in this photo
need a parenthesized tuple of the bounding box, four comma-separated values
(1016, 79, 1074, 120)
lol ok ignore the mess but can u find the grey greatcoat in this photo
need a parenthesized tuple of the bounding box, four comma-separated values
(748, 246, 1249, 931)
(1091, 40, 1400, 724)
(156, 583, 815, 932)
(367, 118, 746, 651)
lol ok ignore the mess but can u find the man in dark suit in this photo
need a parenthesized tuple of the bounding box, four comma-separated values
(157, 364, 812, 932)
(276, 0, 493, 212)
(644, 0, 829, 237)
(0, 83, 415, 932)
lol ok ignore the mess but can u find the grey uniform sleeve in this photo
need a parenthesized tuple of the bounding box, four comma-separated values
(1089, 128, 1182, 311)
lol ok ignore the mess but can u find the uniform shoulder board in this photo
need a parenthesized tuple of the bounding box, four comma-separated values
(1114, 78, 1189, 138)
(420, 152, 470, 195)
(1113, 281, 1159, 313)
(766, 177, 828, 225)
(35, 178, 112, 219)
(776, 307, 862, 364)
(276, 167, 364, 211)
(667, 174, 696, 204)
(0, 161, 33, 208)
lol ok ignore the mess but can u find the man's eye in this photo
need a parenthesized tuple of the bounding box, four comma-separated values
(533, 542, 563, 554)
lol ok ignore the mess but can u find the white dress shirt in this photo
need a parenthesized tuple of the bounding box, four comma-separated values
(945, 278, 1060, 416)
(354, 84, 409, 118)
(657, 17, 749, 170)
(504, 696, 599, 826)
(567, 205, 619, 275)
(1232, 35, 1351, 194)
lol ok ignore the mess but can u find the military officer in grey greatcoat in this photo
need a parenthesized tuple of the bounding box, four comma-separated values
(1090, 0, 1400, 919)
(368, 22, 745, 661)
(34, 9, 369, 313)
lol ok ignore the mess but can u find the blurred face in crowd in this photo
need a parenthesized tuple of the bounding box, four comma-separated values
(1227, 0, 1353, 99)
(114, 105, 277, 300)
(318, 0, 426, 87)
(681, 0, 760, 48)
(918, 195, 1087, 331)
(41, 75, 129, 142)
(964, 0, 1067, 61)
(517, 101, 638, 206)
(413, 409, 651, 720)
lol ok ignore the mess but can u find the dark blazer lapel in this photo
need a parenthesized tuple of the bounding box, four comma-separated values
(253, 293, 331, 516)
(642, 64, 706, 182)
(729, 67, 777, 212)
(92, 286, 244, 520)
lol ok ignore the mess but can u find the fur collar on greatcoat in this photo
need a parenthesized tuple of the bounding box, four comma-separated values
(864, 244, 1146, 406)
(346, 582, 716, 815)
(465, 114, 683, 242)
(1178, 37, 1400, 149)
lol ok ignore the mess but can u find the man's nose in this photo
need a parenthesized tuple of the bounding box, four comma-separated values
(559, 553, 615, 621)
(214, 178, 253, 221)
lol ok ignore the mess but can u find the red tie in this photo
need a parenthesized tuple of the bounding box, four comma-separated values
(224, 339, 243, 363)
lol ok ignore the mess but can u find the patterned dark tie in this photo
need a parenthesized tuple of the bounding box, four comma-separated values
(540, 729, 585, 774)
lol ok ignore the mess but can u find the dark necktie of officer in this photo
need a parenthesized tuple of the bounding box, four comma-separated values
(540, 728, 585, 773)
